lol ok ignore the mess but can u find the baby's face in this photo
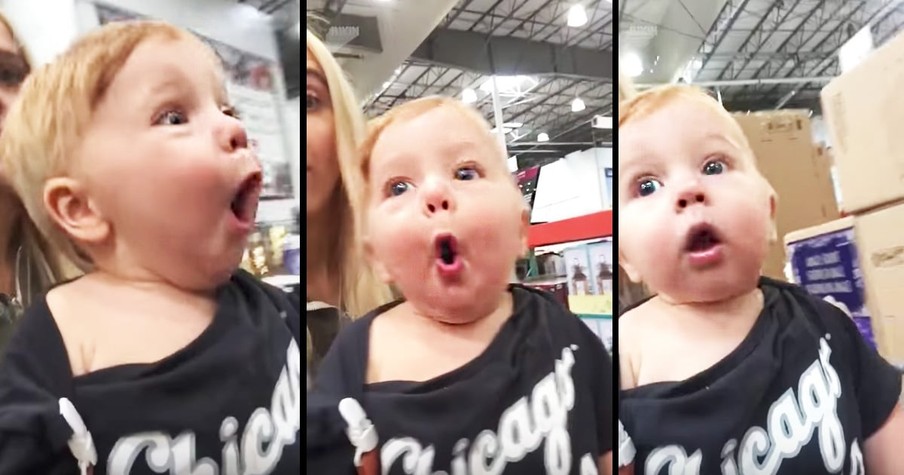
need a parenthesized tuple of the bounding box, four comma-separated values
(618, 96, 774, 303)
(75, 37, 262, 288)
(364, 106, 527, 321)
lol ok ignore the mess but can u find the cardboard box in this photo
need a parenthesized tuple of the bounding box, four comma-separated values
(734, 111, 840, 280)
(821, 29, 904, 213)
(785, 203, 904, 364)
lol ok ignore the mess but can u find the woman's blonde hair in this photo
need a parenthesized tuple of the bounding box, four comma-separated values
(618, 68, 637, 103)
(616, 68, 649, 312)
(0, 12, 80, 306)
(306, 29, 393, 317)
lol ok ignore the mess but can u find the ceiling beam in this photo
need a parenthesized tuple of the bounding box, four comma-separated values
(411, 28, 612, 81)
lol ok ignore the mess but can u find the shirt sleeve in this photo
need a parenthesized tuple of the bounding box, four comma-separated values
(580, 321, 615, 455)
(821, 299, 901, 438)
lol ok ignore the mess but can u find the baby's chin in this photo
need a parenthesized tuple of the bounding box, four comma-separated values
(398, 280, 512, 325)
(654, 271, 762, 305)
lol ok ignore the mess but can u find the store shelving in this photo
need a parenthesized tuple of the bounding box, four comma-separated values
(527, 210, 612, 248)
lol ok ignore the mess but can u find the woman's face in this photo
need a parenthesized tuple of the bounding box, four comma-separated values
(306, 49, 340, 218)
(0, 21, 27, 191)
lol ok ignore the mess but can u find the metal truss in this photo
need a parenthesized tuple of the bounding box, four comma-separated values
(687, 0, 904, 111)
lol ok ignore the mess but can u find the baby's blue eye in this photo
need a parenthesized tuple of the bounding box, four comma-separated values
(703, 160, 725, 175)
(389, 181, 411, 197)
(155, 110, 188, 126)
(637, 179, 662, 197)
(455, 167, 479, 181)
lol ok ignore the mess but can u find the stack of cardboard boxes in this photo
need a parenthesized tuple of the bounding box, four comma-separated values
(733, 111, 839, 280)
(785, 30, 904, 365)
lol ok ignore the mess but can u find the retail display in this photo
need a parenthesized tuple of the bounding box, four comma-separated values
(788, 28, 904, 367)
(733, 111, 839, 280)
(514, 165, 541, 210)
(95, 4, 295, 200)
(522, 241, 612, 351)
(785, 203, 904, 365)
(785, 218, 878, 350)
(822, 29, 904, 213)
(240, 223, 295, 278)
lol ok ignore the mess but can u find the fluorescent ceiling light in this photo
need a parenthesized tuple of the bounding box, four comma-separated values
(503, 122, 523, 128)
(462, 88, 478, 104)
(567, 4, 588, 27)
(479, 75, 536, 95)
(571, 97, 586, 112)
(592, 115, 612, 129)
(623, 52, 643, 78)
(538, 132, 550, 142)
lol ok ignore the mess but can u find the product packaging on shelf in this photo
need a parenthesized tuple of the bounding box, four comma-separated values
(240, 223, 296, 278)
(524, 241, 613, 351)
(785, 204, 904, 365)
(561, 241, 613, 351)
(821, 28, 904, 214)
(733, 111, 839, 280)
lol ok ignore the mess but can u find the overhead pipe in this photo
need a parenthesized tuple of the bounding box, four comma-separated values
(509, 142, 595, 147)
(636, 76, 835, 89)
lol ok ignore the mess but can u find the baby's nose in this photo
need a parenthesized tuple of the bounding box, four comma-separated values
(422, 182, 455, 216)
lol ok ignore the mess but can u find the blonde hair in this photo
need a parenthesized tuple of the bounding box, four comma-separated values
(0, 11, 80, 303)
(359, 96, 503, 195)
(619, 85, 768, 180)
(306, 29, 393, 317)
(1, 21, 196, 273)
(615, 71, 649, 311)
(617, 69, 637, 103)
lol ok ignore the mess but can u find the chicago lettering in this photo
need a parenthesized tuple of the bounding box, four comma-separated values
(106, 339, 301, 474)
(646, 338, 862, 475)
(381, 346, 598, 475)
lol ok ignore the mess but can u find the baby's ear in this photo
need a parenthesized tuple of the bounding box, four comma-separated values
(362, 237, 393, 284)
(43, 177, 109, 246)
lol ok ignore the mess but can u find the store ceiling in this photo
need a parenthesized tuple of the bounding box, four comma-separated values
(307, 0, 613, 169)
(620, 0, 904, 114)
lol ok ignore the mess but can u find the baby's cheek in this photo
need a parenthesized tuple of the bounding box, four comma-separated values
(375, 230, 424, 278)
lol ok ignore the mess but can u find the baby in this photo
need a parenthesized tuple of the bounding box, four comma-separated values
(307, 96, 614, 474)
(617, 85, 902, 474)
(0, 21, 300, 473)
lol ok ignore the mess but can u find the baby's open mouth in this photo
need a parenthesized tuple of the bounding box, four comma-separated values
(436, 234, 458, 265)
(685, 224, 721, 253)
(434, 233, 465, 277)
(231, 172, 263, 223)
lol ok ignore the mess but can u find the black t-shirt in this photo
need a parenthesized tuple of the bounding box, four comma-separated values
(0, 269, 302, 474)
(308, 284, 614, 474)
(620, 278, 902, 474)
(306, 301, 350, 380)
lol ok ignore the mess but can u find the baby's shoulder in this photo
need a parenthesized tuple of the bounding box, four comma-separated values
(618, 298, 657, 342)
